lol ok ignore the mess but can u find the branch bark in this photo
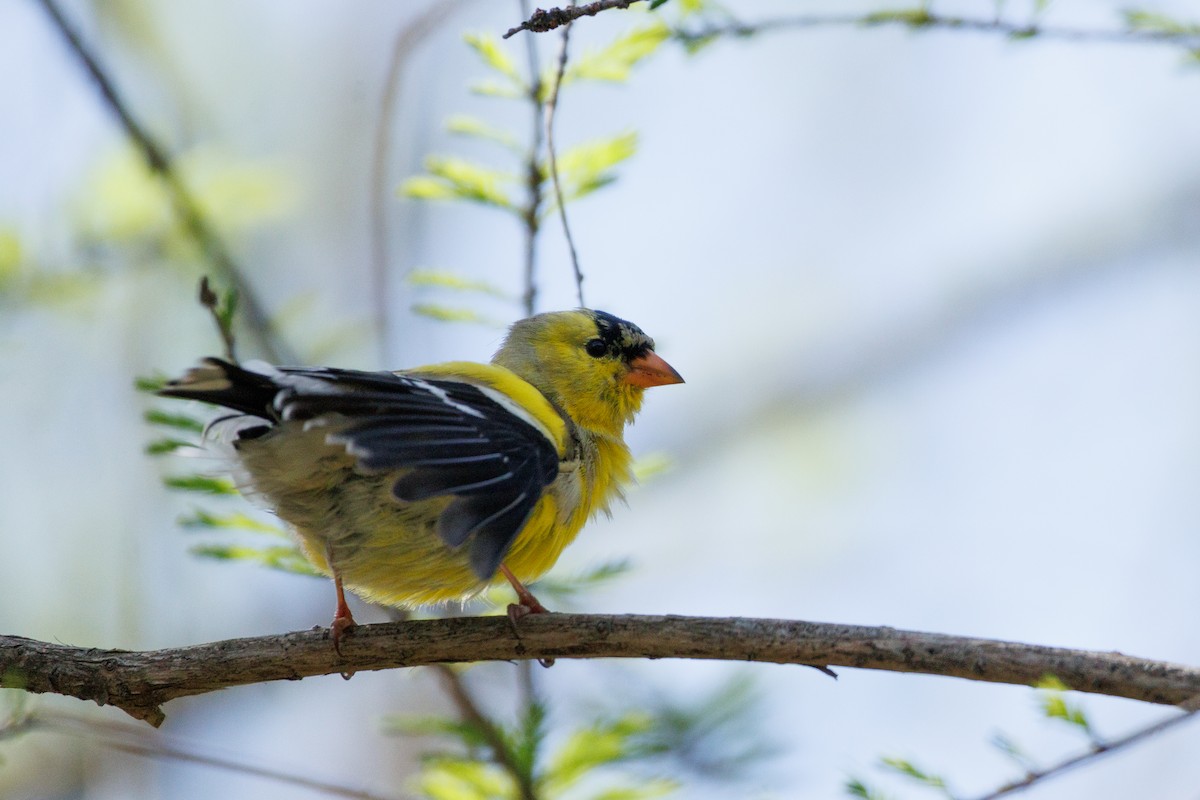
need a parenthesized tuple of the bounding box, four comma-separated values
(4, 615, 1199, 729)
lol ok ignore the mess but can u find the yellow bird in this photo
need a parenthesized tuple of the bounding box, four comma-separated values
(161, 309, 682, 647)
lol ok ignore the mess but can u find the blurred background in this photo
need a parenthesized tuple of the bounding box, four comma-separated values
(3, 0, 1200, 797)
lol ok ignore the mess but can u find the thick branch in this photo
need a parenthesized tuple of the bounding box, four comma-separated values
(4, 615, 1199, 728)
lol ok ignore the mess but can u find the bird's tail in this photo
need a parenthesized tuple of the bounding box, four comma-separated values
(159, 357, 281, 420)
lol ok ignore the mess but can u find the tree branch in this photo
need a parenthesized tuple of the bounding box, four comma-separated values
(504, 3, 1200, 51)
(433, 665, 539, 800)
(543, 3, 587, 308)
(504, 0, 642, 39)
(4, 615, 1198, 728)
(671, 12, 1200, 49)
(974, 707, 1200, 800)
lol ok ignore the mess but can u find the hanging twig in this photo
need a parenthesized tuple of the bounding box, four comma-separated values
(543, 3, 587, 308)
(518, 0, 546, 316)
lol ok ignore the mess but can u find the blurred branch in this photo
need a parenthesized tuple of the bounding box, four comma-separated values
(4, 710, 406, 800)
(973, 707, 1200, 800)
(670, 12, 1200, 49)
(433, 665, 540, 800)
(504, 0, 642, 39)
(544, 4, 587, 308)
(370, 1, 472, 366)
(36, 0, 289, 363)
(4, 614, 1199, 728)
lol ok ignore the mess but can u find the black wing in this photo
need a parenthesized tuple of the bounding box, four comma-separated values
(161, 358, 561, 579)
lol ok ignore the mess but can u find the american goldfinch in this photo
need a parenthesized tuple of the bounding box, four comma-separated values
(161, 309, 682, 648)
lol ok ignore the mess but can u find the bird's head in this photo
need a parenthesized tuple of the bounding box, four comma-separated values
(493, 309, 683, 437)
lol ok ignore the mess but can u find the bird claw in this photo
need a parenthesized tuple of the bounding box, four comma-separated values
(330, 613, 356, 657)
(505, 602, 555, 668)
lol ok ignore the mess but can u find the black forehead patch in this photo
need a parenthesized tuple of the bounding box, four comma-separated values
(589, 309, 654, 358)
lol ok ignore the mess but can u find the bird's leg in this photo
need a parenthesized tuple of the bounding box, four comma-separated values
(499, 563, 548, 617)
(499, 563, 554, 668)
(326, 544, 357, 656)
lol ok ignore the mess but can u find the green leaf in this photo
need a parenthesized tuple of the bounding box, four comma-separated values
(469, 78, 526, 99)
(410, 304, 503, 327)
(549, 132, 638, 203)
(384, 715, 495, 752)
(418, 758, 514, 800)
(178, 509, 285, 535)
(591, 780, 679, 800)
(145, 438, 195, 456)
(879, 757, 951, 794)
(163, 475, 239, 495)
(1034, 674, 1068, 691)
(445, 115, 521, 152)
(632, 452, 673, 482)
(407, 268, 510, 298)
(1124, 10, 1200, 35)
(563, 21, 670, 85)
(399, 176, 461, 202)
(1038, 692, 1093, 735)
(143, 409, 206, 433)
(464, 33, 525, 87)
(541, 713, 655, 793)
(401, 157, 515, 209)
(0, 229, 21, 286)
(523, 559, 633, 606)
(845, 777, 890, 800)
(862, 9, 935, 27)
(189, 543, 321, 576)
(134, 373, 170, 393)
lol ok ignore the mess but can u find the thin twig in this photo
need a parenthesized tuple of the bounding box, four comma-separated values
(543, 3, 586, 308)
(36, 0, 290, 363)
(10, 710, 406, 800)
(434, 666, 539, 800)
(5, 614, 1200, 727)
(198, 276, 238, 363)
(504, 3, 1200, 50)
(671, 13, 1200, 49)
(519, 0, 546, 316)
(505, 0, 643, 38)
(973, 707, 1200, 800)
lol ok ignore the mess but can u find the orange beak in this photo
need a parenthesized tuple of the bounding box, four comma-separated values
(624, 351, 684, 388)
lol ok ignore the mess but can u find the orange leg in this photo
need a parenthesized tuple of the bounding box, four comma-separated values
(327, 545, 357, 656)
(499, 563, 549, 616)
(499, 563, 554, 668)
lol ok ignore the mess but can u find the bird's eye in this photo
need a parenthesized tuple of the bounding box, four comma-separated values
(584, 338, 607, 358)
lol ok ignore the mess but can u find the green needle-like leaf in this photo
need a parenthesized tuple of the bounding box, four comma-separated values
(163, 475, 239, 495)
(562, 21, 670, 85)
(143, 409, 206, 433)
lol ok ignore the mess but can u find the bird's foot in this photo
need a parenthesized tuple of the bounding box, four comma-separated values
(330, 611, 356, 656)
(499, 565, 554, 667)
